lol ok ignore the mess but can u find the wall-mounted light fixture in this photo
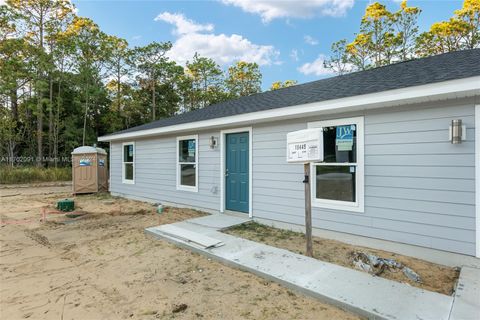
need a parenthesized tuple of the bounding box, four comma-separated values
(209, 136, 218, 149)
(449, 119, 466, 144)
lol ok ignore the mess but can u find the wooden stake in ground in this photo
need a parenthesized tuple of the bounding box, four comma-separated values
(304, 163, 313, 257)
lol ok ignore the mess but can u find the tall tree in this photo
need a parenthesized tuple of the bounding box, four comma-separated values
(323, 39, 353, 75)
(346, 33, 372, 71)
(105, 36, 131, 130)
(455, 0, 480, 49)
(7, 0, 75, 166)
(132, 41, 172, 121)
(225, 61, 262, 97)
(270, 80, 297, 90)
(416, 0, 480, 56)
(359, 2, 398, 67)
(64, 16, 112, 145)
(393, 0, 421, 60)
(184, 53, 225, 110)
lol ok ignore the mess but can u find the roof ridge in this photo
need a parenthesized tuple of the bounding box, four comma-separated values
(102, 49, 480, 138)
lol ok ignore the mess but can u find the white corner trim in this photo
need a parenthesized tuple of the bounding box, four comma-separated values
(219, 127, 253, 218)
(176, 134, 199, 192)
(475, 105, 480, 258)
(108, 141, 111, 191)
(122, 141, 135, 184)
(308, 116, 365, 213)
(98, 76, 480, 142)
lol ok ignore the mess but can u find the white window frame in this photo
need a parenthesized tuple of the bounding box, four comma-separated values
(308, 116, 364, 213)
(176, 134, 199, 192)
(122, 141, 135, 184)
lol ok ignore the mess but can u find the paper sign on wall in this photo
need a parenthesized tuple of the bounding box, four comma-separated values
(188, 140, 195, 157)
(336, 125, 354, 151)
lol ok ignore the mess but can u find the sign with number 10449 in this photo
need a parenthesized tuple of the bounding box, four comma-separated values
(286, 128, 324, 163)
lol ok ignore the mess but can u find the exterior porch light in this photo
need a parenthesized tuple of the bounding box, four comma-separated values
(209, 136, 218, 149)
(450, 119, 465, 144)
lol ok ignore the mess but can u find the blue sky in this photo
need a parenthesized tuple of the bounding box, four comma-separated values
(73, 0, 463, 90)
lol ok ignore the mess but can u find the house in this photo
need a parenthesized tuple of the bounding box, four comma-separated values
(99, 49, 480, 262)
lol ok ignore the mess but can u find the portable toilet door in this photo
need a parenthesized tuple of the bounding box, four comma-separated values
(71, 146, 108, 194)
(97, 152, 108, 192)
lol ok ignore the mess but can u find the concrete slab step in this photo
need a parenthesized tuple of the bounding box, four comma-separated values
(146, 217, 459, 320)
(450, 266, 480, 320)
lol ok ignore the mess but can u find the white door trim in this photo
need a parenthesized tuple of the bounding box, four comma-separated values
(220, 127, 253, 218)
(475, 105, 480, 258)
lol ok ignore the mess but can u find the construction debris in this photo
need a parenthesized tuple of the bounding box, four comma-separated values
(403, 267, 422, 283)
(351, 251, 422, 283)
(172, 303, 188, 313)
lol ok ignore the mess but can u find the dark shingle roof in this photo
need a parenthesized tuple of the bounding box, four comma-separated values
(109, 49, 480, 136)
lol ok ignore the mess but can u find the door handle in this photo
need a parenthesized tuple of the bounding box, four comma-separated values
(225, 169, 229, 177)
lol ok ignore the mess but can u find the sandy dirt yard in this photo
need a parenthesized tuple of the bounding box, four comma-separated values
(0, 184, 361, 320)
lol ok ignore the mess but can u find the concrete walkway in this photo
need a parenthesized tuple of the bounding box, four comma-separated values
(146, 214, 479, 320)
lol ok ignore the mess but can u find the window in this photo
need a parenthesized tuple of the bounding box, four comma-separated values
(122, 142, 135, 184)
(176, 135, 198, 192)
(308, 117, 364, 212)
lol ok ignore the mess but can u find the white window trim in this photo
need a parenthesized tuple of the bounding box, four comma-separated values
(176, 134, 199, 192)
(308, 116, 365, 213)
(219, 127, 253, 218)
(122, 141, 135, 184)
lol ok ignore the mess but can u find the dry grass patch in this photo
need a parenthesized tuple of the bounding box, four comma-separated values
(225, 222, 460, 296)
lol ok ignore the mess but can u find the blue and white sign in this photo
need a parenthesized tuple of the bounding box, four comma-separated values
(188, 140, 196, 157)
(336, 125, 354, 151)
(79, 159, 92, 166)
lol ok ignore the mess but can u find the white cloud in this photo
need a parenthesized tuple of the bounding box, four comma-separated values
(298, 54, 334, 76)
(155, 12, 214, 35)
(221, 0, 354, 22)
(304, 35, 319, 46)
(168, 33, 278, 66)
(290, 49, 299, 62)
(156, 11, 279, 66)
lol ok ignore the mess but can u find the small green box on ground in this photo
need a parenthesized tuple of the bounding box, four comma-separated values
(57, 199, 75, 212)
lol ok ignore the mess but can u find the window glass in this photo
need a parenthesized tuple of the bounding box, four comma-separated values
(124, 163, 134, 180)
(316, 165, 356, 202)
(123, 144, 134, 182)
(179, 139, 196, 162)
(124, 144, 134, 162)
(322, 125, 356, 163)
(180, 164, 196, 187)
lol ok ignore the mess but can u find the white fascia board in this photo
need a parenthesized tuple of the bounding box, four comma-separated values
(98, 76, 480, 142)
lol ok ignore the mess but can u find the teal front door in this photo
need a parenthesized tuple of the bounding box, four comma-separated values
(225, 132, 249, 213)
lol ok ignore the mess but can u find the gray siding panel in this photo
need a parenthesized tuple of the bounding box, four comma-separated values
(109, 99, 476, 256)
(110, 132, 221, 212)
(252, 101, 476, 256)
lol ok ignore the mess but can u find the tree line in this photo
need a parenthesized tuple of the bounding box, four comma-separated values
(324, 0, 479, 73)
(0, 0, 266, 167)
(0, 0, 478, 167)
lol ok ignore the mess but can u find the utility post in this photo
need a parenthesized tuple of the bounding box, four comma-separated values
(287, 128, 323, 259)
(304, 163, 313, 257)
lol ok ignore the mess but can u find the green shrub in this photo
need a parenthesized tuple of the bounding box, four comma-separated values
(0, 166, 71, 184)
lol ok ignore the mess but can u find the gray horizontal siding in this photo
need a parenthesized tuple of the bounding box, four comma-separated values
(252, 100, 476, 255)
(110, 131, 221, 212)
(108, 98, 477, 256)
